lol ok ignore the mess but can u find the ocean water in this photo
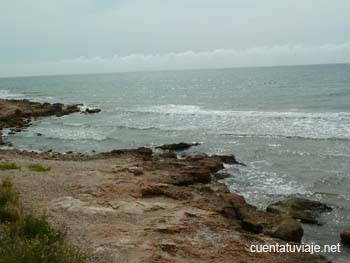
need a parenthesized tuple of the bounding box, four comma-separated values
(1, 64, 350, 261)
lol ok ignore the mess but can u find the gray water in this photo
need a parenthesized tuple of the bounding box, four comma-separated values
(1, 64, 350, 262)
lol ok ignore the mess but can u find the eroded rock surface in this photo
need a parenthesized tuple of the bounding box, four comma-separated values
(267, 197, 332, 225)
(0, 149, 329, 263)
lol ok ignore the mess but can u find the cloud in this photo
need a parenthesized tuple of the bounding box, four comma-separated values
(1, 43, 350, 77)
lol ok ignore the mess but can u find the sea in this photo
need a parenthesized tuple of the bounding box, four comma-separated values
(1, 64, 350, 262)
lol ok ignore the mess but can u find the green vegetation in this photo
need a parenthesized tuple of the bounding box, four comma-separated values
(0, 178, 86, 263)
(0, 163, 20, 170)
(28, 164, 51, 172)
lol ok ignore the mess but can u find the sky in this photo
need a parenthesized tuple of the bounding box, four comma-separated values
(1, 0, 350, 77)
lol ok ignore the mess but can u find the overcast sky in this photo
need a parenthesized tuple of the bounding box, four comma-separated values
(1, 0, 350, 77)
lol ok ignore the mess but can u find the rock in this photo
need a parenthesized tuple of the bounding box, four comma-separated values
(214, 171, 231, 180)
(107, 147, 153, 157)
(267, 197, 332, 224)
(340, 228, 350, 245)
(0, 132, 4, 145)
(212, 154, 246, 166)
(270, 218, 304, 243)
(36, 133, 42, 136)
(0, 99, 80, 136)
(156, 142, 200, 151)
(186, 155, 224, 173)
(84, 108, 101, 114)
(158, 152, 177, 158)
(128, 167, 143, 176)
(167, 166, 212, 186)
(141, 183, 192, 200)
(212, 154, 238, 164)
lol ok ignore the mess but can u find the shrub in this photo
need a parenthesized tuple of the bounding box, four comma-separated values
(0, 163, 20, 170)
(19, 216, 54, 239)
(0, 179, 86, 263)
(28, 164, 51, 172)
(0, 178, 19, 208)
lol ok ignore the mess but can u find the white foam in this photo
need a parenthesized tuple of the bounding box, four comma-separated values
(0, 89, 24, 99)
(130, 104, 350, 140)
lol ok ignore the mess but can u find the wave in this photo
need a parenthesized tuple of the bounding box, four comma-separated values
(0, 89, 24, 99)
(21, 104, 350, 141)
(220, 133, 350, 141)
(120, 104, 350, 140)
(131, 104, 350, 119)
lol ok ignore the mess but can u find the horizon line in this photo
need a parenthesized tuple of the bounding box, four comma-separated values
(0, 61, 349, 80)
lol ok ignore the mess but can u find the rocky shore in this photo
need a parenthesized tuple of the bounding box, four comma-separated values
(0, 99, 81, 145)
(0, 99, 331, 262)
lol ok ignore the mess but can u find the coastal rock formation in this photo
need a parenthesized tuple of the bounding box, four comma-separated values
(0, 99, 81, 144)
(156, 142, 200, 151)
(212, 154, 243, 165)
(0, 148, 329, 263)
(83, 108, 101, 114)
(340, 228, 350, 245)
(267, 197, 332, 224)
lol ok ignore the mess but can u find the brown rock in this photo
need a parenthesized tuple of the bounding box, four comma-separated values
(170, 166, 212, 186)
(185, 155, 224, 173)
(270, 218, 304, 243)
(141, 183, 192, 200)
(158, 152, 177, 158)
(214, 171, 231, 180)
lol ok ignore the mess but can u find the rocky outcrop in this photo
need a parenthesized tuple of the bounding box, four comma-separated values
(1, 148, 329, 263)
(83, 108, 101, 114)
(156, 142, 200, 151)
(341, 228, 350, 245)
(0, 99, 81, 144)
(267, 197, 332, 224)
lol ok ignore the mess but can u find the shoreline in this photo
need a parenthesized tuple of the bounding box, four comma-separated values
(0, 99, 330, 262)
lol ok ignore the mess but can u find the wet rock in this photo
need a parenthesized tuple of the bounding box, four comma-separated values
(84, 108, 101, 114)
(0, 132, 4, 145)
(186, 155, 224, 173)
(340, 228, 350, 245)
(212, 154, 238, 164)
(270, 218, 304, 243)
(212, 154, 246, 166)
(267, 197, 332, 224)
(213, 171, 231, 180)
(156, 142, 200, 151)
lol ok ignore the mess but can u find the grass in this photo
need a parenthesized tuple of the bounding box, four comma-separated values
(0, 178, 86, 263)
(0, 163, 20, 171)
(28, 164, 51, 172)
